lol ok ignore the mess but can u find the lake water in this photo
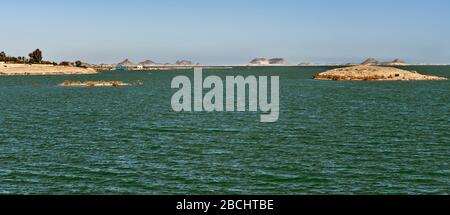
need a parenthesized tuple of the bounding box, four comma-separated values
(0, 66, 449, 194)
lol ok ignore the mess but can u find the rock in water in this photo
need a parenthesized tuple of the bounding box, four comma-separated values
(60, 81, 130, 87)
(313, 65, 448, 81)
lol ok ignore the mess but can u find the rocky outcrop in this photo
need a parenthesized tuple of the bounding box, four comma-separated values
(314, 65, 447, 81)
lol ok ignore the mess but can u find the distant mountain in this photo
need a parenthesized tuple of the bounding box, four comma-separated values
(139, 60, 157, 66)
(250, 58, 270, 65)
(360, 58, 408, 66)
(385, 59, 408, 66)
(249, 58, 287, 65)
(175, 60, 193, 65)
(269, 58, 288, 65)
(361, 58, 379, 66)
(118, 59, 136, 66)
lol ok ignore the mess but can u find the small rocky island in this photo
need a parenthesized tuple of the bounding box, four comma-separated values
(60, 81, 130, 87)
(314, 65, 448, 81)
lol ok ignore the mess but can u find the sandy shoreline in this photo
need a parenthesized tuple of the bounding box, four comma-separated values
(0, 64, 97, 76)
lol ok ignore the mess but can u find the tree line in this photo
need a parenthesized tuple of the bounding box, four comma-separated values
(0, 49, 86, 66)
(0, 49, 55, 64)
(1, 49, 88, 67)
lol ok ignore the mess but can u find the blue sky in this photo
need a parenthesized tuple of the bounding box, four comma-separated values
(1, 0, 450, 64)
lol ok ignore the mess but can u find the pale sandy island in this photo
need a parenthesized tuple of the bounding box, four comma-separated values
(0, 64, 97, 76)
(314, 65, 448, 81)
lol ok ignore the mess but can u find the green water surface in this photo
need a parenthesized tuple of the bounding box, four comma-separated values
(0, 66, 449, 194)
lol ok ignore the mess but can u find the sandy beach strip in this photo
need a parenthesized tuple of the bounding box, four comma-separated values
(0, 64, 97, 76)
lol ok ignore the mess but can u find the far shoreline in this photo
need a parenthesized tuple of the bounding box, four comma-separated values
(1, 63, 450, 76)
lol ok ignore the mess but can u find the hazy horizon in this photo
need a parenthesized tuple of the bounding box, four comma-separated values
(2, 0, 450, 64)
